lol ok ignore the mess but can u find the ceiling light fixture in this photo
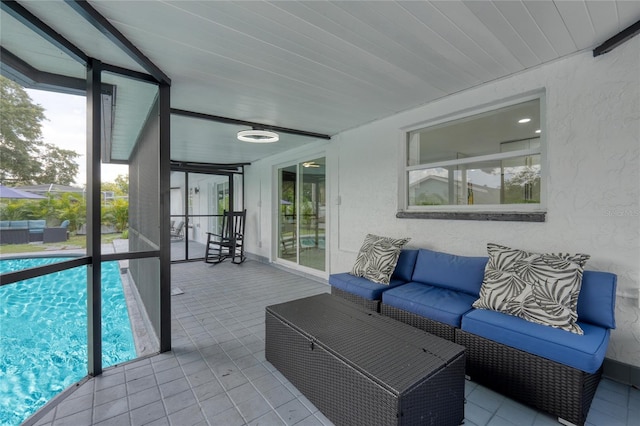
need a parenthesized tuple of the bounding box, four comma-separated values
(518, 118, 531, 124)
(237, 129, 279, 143)
(303, 161, 320, 168)
(535, 129, 541, 134)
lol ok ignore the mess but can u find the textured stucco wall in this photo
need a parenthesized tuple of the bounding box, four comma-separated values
(245, 36, 640, 367)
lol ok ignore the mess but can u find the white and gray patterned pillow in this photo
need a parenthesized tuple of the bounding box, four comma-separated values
(473, 243, 589, 334)
(350, 234, 410, 284)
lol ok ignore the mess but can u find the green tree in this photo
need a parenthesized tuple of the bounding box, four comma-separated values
(39, 143, 80, 186)
(101, 174, 129, 196)
(0, 76, 80, 185)
(503, 167, 541, 204)
(53, 193, 86, 233)
(102, 198, 129, 232)
(0, 76, 45, 184)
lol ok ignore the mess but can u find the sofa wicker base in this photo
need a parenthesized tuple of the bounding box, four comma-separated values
(381, 304, 456, 342)
(330, 286, 379, 311)
(455, 329, 601, 426)
(266, 294, 466, 426)
(0, 228, 29, 245)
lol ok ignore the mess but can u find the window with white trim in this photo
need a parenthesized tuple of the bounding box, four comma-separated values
(402, 97, 544, 218)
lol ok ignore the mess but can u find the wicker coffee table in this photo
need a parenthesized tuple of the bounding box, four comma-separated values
(265, 293, 465, 426)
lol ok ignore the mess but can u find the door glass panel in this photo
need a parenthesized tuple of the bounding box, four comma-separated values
(277, 158, 326, 271)
(278, 165, 297, 262)
(170, 171, 186, 261)
(299, 158, 325, 271)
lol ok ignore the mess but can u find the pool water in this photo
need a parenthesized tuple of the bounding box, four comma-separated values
(0, 258, 137, 426)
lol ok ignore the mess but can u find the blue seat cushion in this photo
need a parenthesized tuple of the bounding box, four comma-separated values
(382, 282, 477, 327)
(461, 309, 609, 373)
(411, 249, 488, 296)
(329, 272, 406, 301)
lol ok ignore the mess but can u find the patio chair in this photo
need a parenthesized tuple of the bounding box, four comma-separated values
(43, 220, 70, 243)
(171, 221, 185, 241)
(204, 210, 246, 265)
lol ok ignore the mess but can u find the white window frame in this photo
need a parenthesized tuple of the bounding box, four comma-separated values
(399, 93, 547, 216)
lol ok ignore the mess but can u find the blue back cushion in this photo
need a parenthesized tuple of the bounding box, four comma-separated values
(28, 220, 46, 231)
(0, 221, 10, 228)
(391, 249, 419, 282)
(578, 270, 617, 329)
(412, 249, 488, 296)
(10, 220, 28, 228)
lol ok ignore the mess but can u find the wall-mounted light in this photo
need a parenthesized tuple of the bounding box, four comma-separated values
(518, 118, 531, 124)
(237, 129, 279, 143)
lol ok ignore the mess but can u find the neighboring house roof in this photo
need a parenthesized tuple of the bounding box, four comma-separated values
(13, 184, 86, 194)
(409, 174, 494, 194)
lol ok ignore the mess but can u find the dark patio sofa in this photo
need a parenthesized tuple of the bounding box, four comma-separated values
(0, 220, 46, 243)
(329, 247, 617, 426)
(0, 219, 68, 244)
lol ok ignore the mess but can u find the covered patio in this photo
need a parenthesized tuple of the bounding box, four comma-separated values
(25, 260, 637, 426)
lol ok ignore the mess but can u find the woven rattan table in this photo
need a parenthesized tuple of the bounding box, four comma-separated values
(265, 293, 465, 426)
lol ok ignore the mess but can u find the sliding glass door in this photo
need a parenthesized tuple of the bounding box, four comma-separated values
(277, 157, 326, 272)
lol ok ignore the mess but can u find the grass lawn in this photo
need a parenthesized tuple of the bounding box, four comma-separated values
(0, 233, 126, 255)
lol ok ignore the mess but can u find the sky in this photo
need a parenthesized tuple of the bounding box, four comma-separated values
(25, 88, 127, 187)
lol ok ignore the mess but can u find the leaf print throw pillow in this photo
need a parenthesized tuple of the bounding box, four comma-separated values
(350, 234, 410, 285)
(473, 243, 589, 334)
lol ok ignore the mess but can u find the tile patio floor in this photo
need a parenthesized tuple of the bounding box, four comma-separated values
(27, 260, 639, 426)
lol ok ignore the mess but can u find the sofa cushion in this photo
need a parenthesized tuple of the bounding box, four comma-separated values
(382, 282, 478, 328)
(411, 249, 488, 296)
(0, 221, 10, 228)
(473, 243, 590, 335)
(391, 249, 419, 282)
(329, 272, 406, 301)
(28, 220, 46, 232)
(9, 220, 28, 229)
(578, 271, 617, 329)
(461, 309, 609, 373)
(350, 234, 410, 284)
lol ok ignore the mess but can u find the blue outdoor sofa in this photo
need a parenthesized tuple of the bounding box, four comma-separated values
(0, 219, 69, 244)
(0, 220, 46, 243)
(329, 247, 617, 426)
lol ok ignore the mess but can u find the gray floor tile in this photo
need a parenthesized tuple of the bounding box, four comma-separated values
(94, 384, 127, 406)
(128, 386, 161, 411)
(129, 401, 166, 426)
(248, 410, 287, 426)
(92, 398, 129, 424)
(260, 384, 296, 409)
(162, 388, 197, 415)
(209, 407, 246, 426)
(200, 393, 235, 420)
(275, 399, 312, 426)
(465, 400, 494, 426)
(236, 395, 273, 423)
(159, 377, 191, 398)
(167, 403, 207, 426)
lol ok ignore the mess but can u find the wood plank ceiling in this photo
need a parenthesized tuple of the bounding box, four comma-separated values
(10, 1, 640, 164)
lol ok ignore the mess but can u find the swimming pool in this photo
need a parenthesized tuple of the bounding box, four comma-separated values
(0, 258, 137, 426)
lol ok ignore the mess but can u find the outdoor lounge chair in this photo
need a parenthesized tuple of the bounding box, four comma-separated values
(204, 210, 246, 265)
(171, 221, 185, 241)
(43, 220, 70, 243)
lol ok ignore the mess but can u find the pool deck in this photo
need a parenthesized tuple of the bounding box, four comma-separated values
(17, 257, 638, 426)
